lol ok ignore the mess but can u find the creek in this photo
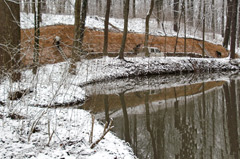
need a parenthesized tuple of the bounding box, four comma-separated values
(81, 72, 240, 159)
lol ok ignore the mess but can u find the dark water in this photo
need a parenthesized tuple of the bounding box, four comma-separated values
(81, 73, 240, 159)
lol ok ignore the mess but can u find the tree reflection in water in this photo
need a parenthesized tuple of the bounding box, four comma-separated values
(82, 74, 240, 159)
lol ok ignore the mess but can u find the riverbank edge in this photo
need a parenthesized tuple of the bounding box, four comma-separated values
(0, 56, 240, 158)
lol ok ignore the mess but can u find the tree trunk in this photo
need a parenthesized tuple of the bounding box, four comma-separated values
(173, 0, 179, 32)
(198, 0, 202, 28)
(221, 0, 225, 37)
(173, 0, 184, 54)
(183, 0, 187, 55)
(230, 0, 238, 59)
(99, 0, 102, 16)
(191, 0, 194, 26)
(144, 0, 155, 57)
(132, 0, 136, 18)
(223, 0, 233, 49)
(211, 0, 215, 39)
(69, 0, 81, 74)
(24, 0, 29, 13)
(119, 0, 130, 59)
(33, 0, 41, 74)
(155, 0, 163, 27)
(0, 0, 21, 81)
(103, 0, 111, 56)
(41, 0, 47, 13)
(202, 0, 205, 57)
(237, 2, 240, 47)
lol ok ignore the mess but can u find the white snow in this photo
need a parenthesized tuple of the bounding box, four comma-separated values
(20, 12, 227, 46)
(1, 12, 239, 159)
(1, 56, 240, 158)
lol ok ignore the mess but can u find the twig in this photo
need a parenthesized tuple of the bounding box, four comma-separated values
(28, 110, 47, 142)
(89, 114, 95, 144)
(90, 119, 113, 149)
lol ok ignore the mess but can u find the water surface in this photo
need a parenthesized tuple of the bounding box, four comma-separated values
(81, 72, 240, 159)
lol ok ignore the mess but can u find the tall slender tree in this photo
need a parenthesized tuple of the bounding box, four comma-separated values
(202, 0, 206, 57)
(223, 0, 233, 49)
(132, 0, 136, 18)
(173, 0, 179, 32)
(69, 0, 81, 74)
(69, 0, 88, 74)
(183, 0, 187, 55)
(221, 0, 225, 37)
(41, 0, 47, 13)
(155, 0, 163, 27)
(103, 0, 111, 56)
(237, 3, 240, 47)
(119, 0, 130, 59)
(144, 0, 155, 57)
(33, 0, 41, 74)
(211, 0, 215, 39)
(0, 0, 21, 81)
(230, 0, 238, 59)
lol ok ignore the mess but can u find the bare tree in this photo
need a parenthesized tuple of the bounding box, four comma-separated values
(144, 0, 155, 57)
(211, 0, 215, 39)
(0, 0, 21, 81)
(69, 0, 81, 74)
(119, 0, 130, 60)
(173, 0, 179, 32)
(202, 0, 206, 57)
(183, 0, 186, 55)
(103, 0, 111, 56)
(155, 0, 163, 27)
(132, 0, 136, 18)
(221, 0, 225, 37)
(230, 0, 238, 59)
(41, 0, 47, 13)
(33, 0, 41, 74)
(223, 0, 233, 49)
(237, 2, 240, 47)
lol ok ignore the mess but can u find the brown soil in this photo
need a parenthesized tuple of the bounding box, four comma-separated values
(21, 25, 229, 66)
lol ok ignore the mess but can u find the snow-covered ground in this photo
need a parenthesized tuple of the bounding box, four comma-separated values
(20, 12, 225, 46)
(1, 13, 240, 159)
(1, 56, 240, 158)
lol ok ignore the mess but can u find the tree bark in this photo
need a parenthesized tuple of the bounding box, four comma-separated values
(144, 0, 155, 57)
(33, 0, 41, 74)
(103, 0, 111, 56)
(173, 0, 179, 32)
(223, 0, 233, 49)
(183, 0, 187, 55)
(155, 0, 163, 27)
(211, 0, 215, 39)
(230, 0, 238, 59)
(41, 0, 47, 13)
(202, 0, 205, 57)
(132, 0, 136, 18)
(119, 0, 130, 59)
(221, 0, 225, 37)
(0, 0, 21, 81)
(197, 0, 202, 28)
(237, 2, 240, 47)
(69, 0, 81, 74)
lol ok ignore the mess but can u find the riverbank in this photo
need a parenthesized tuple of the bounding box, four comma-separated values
(0, 56, 240, 158)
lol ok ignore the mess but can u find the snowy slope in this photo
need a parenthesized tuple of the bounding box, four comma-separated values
(20, 12, 224, 46)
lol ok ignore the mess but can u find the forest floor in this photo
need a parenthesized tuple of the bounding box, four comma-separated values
(21, 25, 229, 66)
